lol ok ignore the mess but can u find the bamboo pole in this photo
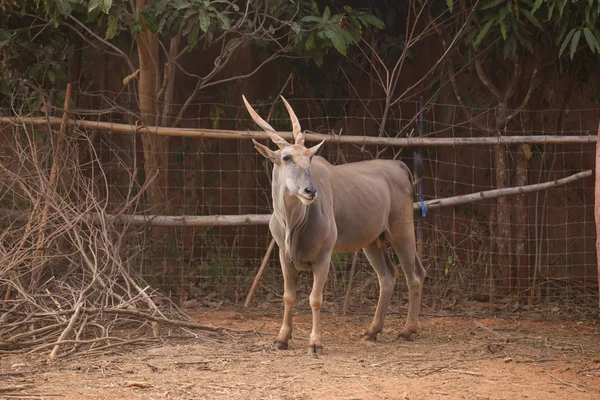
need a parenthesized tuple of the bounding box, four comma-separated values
(244, 237, 276, 308)
(0, 169, 592, 227)
(0, 116, 597, 147)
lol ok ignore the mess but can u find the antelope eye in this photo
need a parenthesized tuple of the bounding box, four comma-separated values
(282, 155, 291, 162)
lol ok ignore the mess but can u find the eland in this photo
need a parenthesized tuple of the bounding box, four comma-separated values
(243, 95, 426, 355)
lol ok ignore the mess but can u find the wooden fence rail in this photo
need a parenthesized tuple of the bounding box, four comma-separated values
(0, 170, 591, 227)
(0, 116, 597, 147)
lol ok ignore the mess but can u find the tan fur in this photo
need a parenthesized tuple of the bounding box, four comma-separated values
(244, 96, 426, 355)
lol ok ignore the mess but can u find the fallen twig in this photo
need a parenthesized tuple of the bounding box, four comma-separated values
(124, 381, 153, 389)
(0, 385, 33, 392)
(447, 369, 483, 376)
(27, 336, 129, 354)
(546, 372, 588, 392)
(474, 321, 506, 339)
(49, 294, 84, 359)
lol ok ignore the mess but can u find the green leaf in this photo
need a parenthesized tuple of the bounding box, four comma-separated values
(155, 0, 170, 15)
(330, 14, 342, 24)
(88, 0, 100, 13)
(141, 10, 159, 33)
(464, 27, 478, 44)
(323, 27, 347, 55)
(305, 32, 316, 51)
(47, 69, 56, 84)
(331, 24, 355, 44)
(183, 8, 198, 20)
(474, 19, 494, 46)
(54, 0, 72, 16)
(559, 28, 576, 57)
(101, 0, 113, 14)
(570, 29, 581, 60)
(480, 0, 504, 10)
(187, 24, 199, 48)
(583, 27, 599, 53)
(548, 3, 555, 20)
(502, 34, 516, 58)
(311, 1, 319, 15)
(500, 20, 507, 40)
(199, 11, 210, 32)
(313, 53, 323, 67)
(497, 5, 510, 22)
(559, 0, 567, 17)
(106, 14, 119, 39)
(356, 13, 385, 29)
(87, 6, 101, 22)
(181, 14, 197, 35)
(532, 0, 544, 13)
(215, 12, 231, 29)
(446, 0, 454, 12)
(300, 16, 323, 23)
(522, 9, 543, 30)
(322, 6, 331, 21)
(557, 19, 568, 42)
(511, 19, 533, 52)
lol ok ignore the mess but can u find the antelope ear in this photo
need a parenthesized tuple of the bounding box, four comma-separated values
(252, 139, 280, 164)
(308, 140, 325, 156)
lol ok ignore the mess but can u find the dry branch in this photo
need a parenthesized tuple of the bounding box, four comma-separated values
(343, 252, 360, 317)
(0, 116, 596, 147)
(244, 237, 276, 308)
(31, 83, 73, 287)
(0, 117, 228, 358)
(80, 307, 229, 333)
(48, 294, 83, 359)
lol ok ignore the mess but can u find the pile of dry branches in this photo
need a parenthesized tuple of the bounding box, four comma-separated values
(0, 109, 224, 359)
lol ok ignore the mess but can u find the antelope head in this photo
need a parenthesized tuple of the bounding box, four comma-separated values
(243, 95, 325, 205)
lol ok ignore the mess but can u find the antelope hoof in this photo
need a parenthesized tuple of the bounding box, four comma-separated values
(396, 330, 415, 342)
(274, 341, 289, 350)
(307, 344, 323, 356)
(361, 333, 377, 342)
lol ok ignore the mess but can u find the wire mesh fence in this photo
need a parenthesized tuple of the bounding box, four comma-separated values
(1, 91, 598, 321)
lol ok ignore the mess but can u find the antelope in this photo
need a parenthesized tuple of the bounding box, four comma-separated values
(243, 95, 426, 355)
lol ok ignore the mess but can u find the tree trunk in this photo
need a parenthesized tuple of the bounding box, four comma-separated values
(135, 0, 170, 285)
(514, 143, 529, 294)
(595, 123, 600, 311)
(495, 143, 511, 295)
(161, 35, 180, 127)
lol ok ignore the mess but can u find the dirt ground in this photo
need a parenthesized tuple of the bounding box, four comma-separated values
(1, 305, 599, 400)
